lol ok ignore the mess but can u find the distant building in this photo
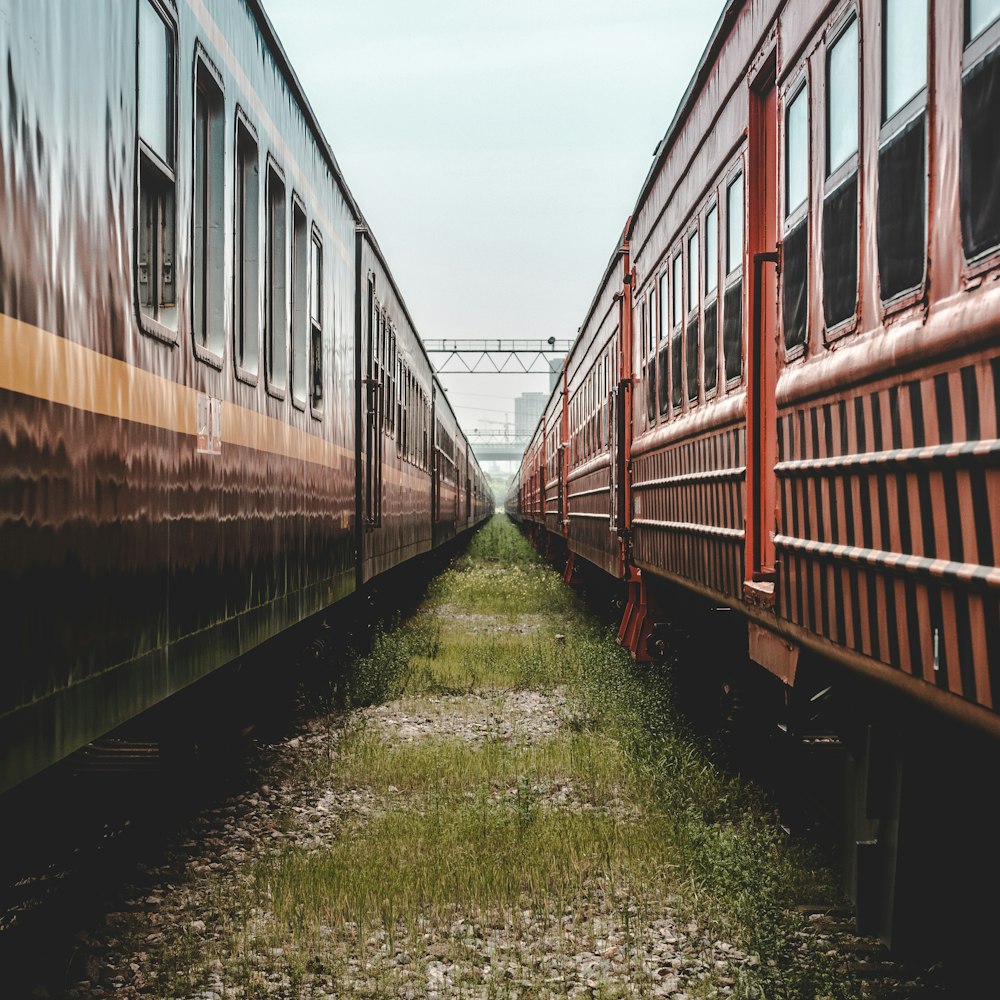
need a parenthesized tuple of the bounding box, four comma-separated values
(514, 392, 547, 439)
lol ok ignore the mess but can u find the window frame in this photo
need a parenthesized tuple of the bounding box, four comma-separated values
(782, 70, 811, 361)
(783, 73, 810, 232)
(135, 0, 179, 345)
(264, 154, 288, 400)
(657, 268, 670, 417)
(233, 106, 260, 385)
(191, 45, 225, 369)
(823, 7, 863, 343)
(702, 199, 720, 400)
(685, 225, 701, 404)
(670, 249, 684, 410)
(309, 223, 324, 417)
(961, 2, 1000, 276)
(825, 9, 861, 185)
(881, 0, 928, 129)
(289, 191, 309, 410)
(968, 0, 1000, 45)
(723, 159, 745, 391)
(878, 0, 930, 315)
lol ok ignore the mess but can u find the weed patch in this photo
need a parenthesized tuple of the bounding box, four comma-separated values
(148, 517, 872, 999)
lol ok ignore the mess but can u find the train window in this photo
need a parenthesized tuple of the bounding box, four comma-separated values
(289, 198, 308, 406)
(646, 292, 657, 424)
(265, 161, 287, 394)
(824, 15, 860, 330)
(139, 1, 172, 165)
(883, 0, 926, 121)
(423, 393, 429, 469)
(309, 229, 323, 407)
(234, 114, 259, 378)
(785, 85, 809, 218)
(380, 313, 388, 430)
(604, 353, 610, 446)
(671, 253, 683, 408)
(783, 80, 809, 352)
(192, 54, 224, 361)
(686, 230, 699, 402)
(827, 17, 859, 174)
(385, 327, 395, 436)
(396, 358, 402, 452)
(724, 171, 743, 384)
(961, 1, 1000, 259)
(726, 172, 744, 276)
(878, 0, 927, 301)
(390, 331, 397, 436)
(658, 272, 670, 414)
(137, 0, 177, 337)
(649, 286, 657, 354)
(704, 206, 718, 296)
(970, 0, 1000, 37)
(704, 205, 719, 395)
(397, 364, 407, 457)
(373, 306, 382, 431)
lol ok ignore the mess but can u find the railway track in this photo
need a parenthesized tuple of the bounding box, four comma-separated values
(2, 518, 966, 998)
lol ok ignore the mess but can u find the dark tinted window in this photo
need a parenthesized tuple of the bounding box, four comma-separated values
(703, 300, 718, 394)
(961, 3, 1000, 258)
(723, 282, 742, 382)
(824, 18, 860, 328)
(879, 0, 927, 300)
(235, 118, 259, 374)
(784, 80, 809, 350)
(783, 220, 809, 351)
(878, 113, 926, 298)
(727, 173, 743, 275)
(193, 59, 224, 358)
(705, 206, 718, 294)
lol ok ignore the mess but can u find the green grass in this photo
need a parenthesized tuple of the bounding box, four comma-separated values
(256, 803, 674, 941)
(315, 725, 632, 808)
(154, 516, 855, 999)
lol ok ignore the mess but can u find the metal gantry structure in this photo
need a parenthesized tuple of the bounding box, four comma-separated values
(424, 339, 570, 464)
(423, 338, 574, 375)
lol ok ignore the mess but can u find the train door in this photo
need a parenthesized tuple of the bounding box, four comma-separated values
(431, 392, 439, 524)
(364, 279, 383, 529)
(612, 236, 632, 544)
(746, 57, 779, 589)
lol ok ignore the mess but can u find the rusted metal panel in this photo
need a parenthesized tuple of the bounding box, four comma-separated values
(748, 621, 799, 685)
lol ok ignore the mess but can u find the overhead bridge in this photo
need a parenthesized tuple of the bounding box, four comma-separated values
(423, 338, 574, 375)
(465, 431, 531, 463)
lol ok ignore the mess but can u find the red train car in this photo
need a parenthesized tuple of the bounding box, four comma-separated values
(512, 0, 1000, 952)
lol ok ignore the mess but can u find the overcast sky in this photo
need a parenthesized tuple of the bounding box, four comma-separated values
(264, 0, 727, 451)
